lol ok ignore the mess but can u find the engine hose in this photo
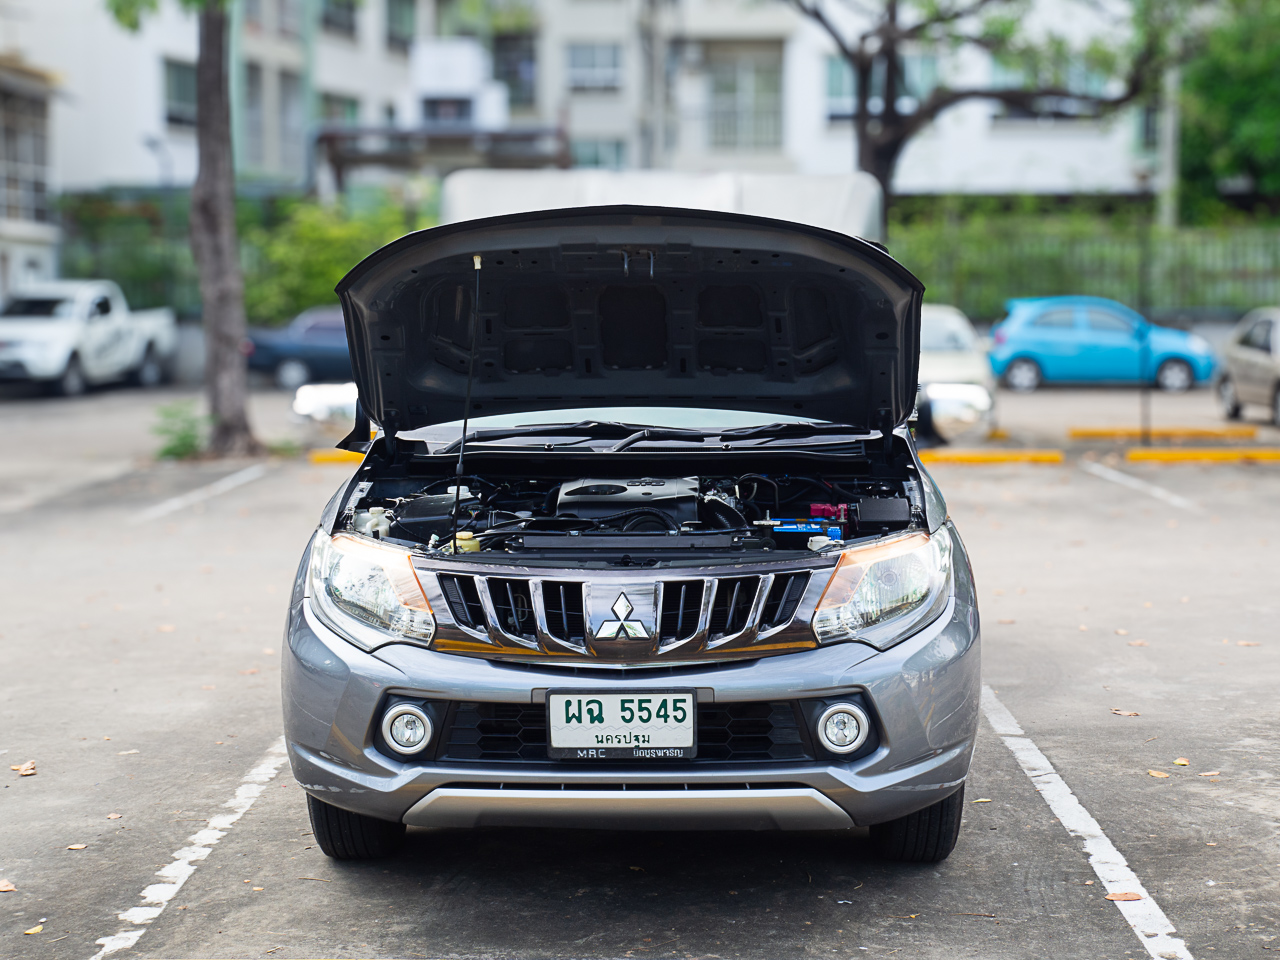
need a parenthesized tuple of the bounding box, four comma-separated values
(702, 498, 748, 530)
(735, 473, 779, 512)
(590, 507, 680, 532)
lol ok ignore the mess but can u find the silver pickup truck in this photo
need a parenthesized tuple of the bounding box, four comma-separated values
(0, 280, 176, 395)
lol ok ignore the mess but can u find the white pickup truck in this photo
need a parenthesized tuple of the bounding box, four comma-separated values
(0, 280, 177, 395)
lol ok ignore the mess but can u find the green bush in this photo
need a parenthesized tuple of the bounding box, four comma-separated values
(153, 400, 205, 460)
(242, 201, 413, 326)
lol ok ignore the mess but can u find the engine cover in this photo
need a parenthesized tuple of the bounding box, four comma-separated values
(556, 477, 699, 524)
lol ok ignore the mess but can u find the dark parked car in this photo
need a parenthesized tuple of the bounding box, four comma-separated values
(246, 306, 352, 390)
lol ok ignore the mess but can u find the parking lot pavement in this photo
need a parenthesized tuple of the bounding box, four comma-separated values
(1, 395, 1277, 959)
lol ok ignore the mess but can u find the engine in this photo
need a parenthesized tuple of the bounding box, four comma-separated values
(347, 471, 920, 557)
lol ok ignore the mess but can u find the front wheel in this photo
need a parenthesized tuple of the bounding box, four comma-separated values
(1003, 357, 1042, 393)
(307, 794, 405, 860)
(275, 358, 310, 392)
(1217, 376, 1242, 420)
(1155, 358, 1194, 393)
(50, 355, 87, 397)
(870, 785, 965, 863)
(131, 345, 164, 389)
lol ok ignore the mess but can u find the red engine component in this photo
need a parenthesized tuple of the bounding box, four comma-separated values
(810, 503, 849, 522)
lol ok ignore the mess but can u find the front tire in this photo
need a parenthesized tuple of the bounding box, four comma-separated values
(307, 794, 405, 860)
(1217, 376, 1242, 420)
(1155, 358, 1194, 393)
(275, 358, 310, 391)
(131, 345, 164, 389)
(1004, 357, 1042, 393)
(50, 355, 87, 397)
(870, 785, 965, 863)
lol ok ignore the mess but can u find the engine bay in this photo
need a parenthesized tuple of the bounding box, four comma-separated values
(340, 468, 924, 561)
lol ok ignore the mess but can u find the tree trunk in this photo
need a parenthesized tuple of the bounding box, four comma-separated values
(191, 6, 260, 457)
(856, 119, 904, 240)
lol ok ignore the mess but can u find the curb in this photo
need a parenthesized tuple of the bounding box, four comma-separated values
(1068, 426, 1257, 440)
(1125, 447, 1280, 462)
(307, 448, 365, 464)
(920, 449, 1064, 464)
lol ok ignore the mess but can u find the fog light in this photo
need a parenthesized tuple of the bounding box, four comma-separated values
(816, 703, 870, 754)
(381, 703, 432, 755)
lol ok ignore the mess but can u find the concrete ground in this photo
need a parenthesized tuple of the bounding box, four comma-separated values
(1, 382, 1277, 959)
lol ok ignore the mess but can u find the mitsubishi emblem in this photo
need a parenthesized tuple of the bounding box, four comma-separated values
(595, 592, 649, 640)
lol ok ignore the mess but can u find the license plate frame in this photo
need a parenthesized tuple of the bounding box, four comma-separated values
(546, 689, 698, 760)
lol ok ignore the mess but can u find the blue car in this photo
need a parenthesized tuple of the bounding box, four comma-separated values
(989, 296, 1216, 392)
(246, 305, 353, 390)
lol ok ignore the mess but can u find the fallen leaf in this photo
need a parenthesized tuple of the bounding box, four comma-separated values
(1143, 601, 1153, 608)
(1206, 842, 1217, 846)
(0, 879, 15, 892)
(157, 624, 176, 633)
(997, 619, 1016, 625)
(1237, 641, 1261, 647)
(1079, 625, 1089, 631)
(1198, 771, 1221, 777)
(252, 886, 263, 891)
(201, 685, 215, 690)
(23, 924, 42, 935)
(1128, 640, 1149, 647)
(297, 877, 330, 882)
(1173, 758, 1189, 766)
(1105, 892, 1143, 901)
(1084, 880, 1094, 885)
(107, 813, 122, 819)
(1111, 709, 1140, 717)
(67, 844, 87, 850)
(262, 648, 275, 655)
(971, 798, 993, 803)
(10, 760, 36, 776)
(629, 866, 644, 872)
(239, 668, 260, 675)
(117, 749, 139, 755)
(1115, 628, 1129, 636)
(1147, 770, 1170, 778)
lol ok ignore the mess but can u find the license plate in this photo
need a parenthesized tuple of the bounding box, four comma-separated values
(547, 689, 697, 759)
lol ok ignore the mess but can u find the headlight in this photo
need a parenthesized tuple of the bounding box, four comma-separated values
(308, 532, 435, 649)
(922, 383, 994, 443)
(811, 527, 953, 649)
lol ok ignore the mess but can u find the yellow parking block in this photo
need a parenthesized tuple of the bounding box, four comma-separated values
(307, 448, 365, 464)
(1126, 446, 1280, 462)
(920, 448, 1064, 464)
(1069, 425, 1257, 440)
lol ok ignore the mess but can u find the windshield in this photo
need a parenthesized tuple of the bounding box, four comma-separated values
(920, 308, 979, 352)
(2, 298, 74, 318)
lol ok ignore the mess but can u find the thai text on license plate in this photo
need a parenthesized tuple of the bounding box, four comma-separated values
(547, 690, 696, 759)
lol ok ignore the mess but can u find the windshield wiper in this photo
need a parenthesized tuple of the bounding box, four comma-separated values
(608, 427, 708, 451)
(433, 420, 648, 455)
(717, 422, 869, 443)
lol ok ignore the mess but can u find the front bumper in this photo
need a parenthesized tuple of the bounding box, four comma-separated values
(282, 550, 981, 831)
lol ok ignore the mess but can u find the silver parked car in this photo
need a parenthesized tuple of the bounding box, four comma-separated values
(283, 207, 980, 864)
(915, 303, 996, 443)
(1218, 307, 1280, 423)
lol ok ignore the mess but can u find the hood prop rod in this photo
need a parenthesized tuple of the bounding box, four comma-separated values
(451, 254, 482, 552)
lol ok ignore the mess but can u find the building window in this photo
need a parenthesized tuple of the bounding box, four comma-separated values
(494, 33, 536, 109)
(990, 56, 1106, 119)
(567, 44, 621, 92)
(322, 93, 361, 127)
(244, 62, 265, 167)
(277, 0, 303, 37)
(707, 44, 781, 150)
(422, 97, 472, 125)
(245, 0, 263, 29)
(164, 59, 198, 127)
(571, 139, 625, 169)
(279, 70, 305, 175)
(825, 53, 937, 120)
(322, 0, 357, 37)
(0, 91, 49, 223)
(386, 0, 415, 52)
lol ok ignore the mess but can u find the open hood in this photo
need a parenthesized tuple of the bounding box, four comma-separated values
(336, 206, 923, 440)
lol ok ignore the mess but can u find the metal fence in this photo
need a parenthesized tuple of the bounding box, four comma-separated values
(890, 226, 1280, 322)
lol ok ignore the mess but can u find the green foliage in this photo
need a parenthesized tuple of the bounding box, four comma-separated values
(106, 0, 223, 29)
(1180, 0, 1280, 222)
(438, 0, 538, 38)
(242, 200, 413, 325)
(153, 400, 206, 460)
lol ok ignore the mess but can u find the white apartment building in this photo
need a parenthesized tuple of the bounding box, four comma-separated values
(520, 0, 1159, 195)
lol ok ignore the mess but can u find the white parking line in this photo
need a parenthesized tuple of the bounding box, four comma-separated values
(86, 737, 289, 960)
(981, 686, 1194, 960)
(129, 462, 270, 524)
(1079, 460, 1202, 513)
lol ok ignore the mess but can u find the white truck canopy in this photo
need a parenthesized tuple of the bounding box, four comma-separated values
(439, 170, 885, 244)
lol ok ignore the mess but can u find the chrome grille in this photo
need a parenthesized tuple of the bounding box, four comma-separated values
(657, 580, 703, 643)
(542, 581, 586, 644)
(708, 576, 760, 640)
